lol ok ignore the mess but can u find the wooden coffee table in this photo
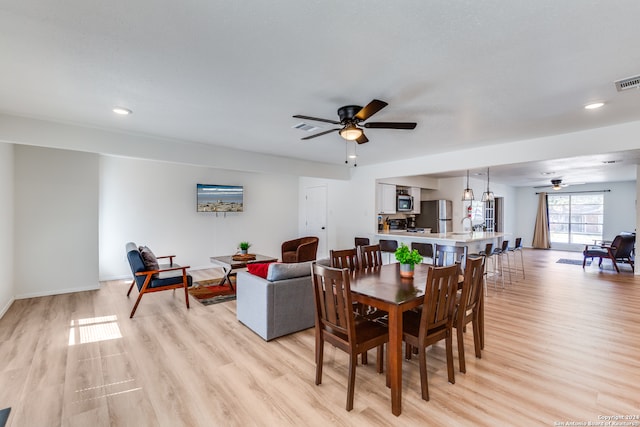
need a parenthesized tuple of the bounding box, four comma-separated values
(209, 254, 278, 289)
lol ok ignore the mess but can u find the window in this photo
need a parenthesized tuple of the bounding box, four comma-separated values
(548, 193, 604, 244)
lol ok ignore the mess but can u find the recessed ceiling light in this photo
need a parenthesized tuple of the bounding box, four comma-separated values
(540, 171, 555, 176)
(584, 102, 604, 110)
(112, 107, 132, 115)
(348, 154, 357, 159)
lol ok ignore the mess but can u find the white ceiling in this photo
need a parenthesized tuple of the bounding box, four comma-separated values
(1, 1, 639, 185)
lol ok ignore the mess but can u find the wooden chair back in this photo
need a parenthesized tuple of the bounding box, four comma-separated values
(420, 264, 460, 335)
(454, 255, 485, 373)
(360, 244, 383, 269)
(459, 256, 485, 319)
(312, 263, 355, 343)
(330, 248, 360, 272)
(435, 244, 467, 271)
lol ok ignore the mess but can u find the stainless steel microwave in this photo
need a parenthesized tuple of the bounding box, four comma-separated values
(397, 194, 413, 212)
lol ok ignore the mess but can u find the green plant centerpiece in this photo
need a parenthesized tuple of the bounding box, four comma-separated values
(394, 243, 423, 278)
(238, 241, 251, 255)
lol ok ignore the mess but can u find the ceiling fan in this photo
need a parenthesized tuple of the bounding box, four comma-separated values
(293, 99, 417, 144)
(534, 178, 577, 190)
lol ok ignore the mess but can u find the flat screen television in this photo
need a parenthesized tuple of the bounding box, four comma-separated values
(197, 184, 244, 212)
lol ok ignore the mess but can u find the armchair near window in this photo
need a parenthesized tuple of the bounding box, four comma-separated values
(583, 234, 635, 273)
(281, 236, 319, 263)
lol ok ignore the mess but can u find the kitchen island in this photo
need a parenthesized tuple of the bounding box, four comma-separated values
(375, 230, 507, 254)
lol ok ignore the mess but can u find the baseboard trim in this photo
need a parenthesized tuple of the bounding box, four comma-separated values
(15, 284, 100, 300)
(0, 297, 15, 319)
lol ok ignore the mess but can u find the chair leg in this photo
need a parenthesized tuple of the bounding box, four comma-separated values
(127, 279, 136, 296)
(376, 345, 384, 373)
(446, 333, 455, 385)
(472, 318, 482, 358)
(315, 332, 324, 385)
(456, 324, 466, 373)
(611, 259, 620, 273)
(405, 343, 412, 360)
(362, 351, 368, 365)
(129, 290, 145, 318)
(346, 354, 357, 411)
(184, 283, 190, 309)
(418, 347, 429, 401)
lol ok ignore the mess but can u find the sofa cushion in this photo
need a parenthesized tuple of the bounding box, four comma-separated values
(267, 261, 313, 281)
(247, 262, 273, 279)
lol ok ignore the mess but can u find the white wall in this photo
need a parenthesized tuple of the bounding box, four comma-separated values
(100, 155, 299, 280)
(14, 145, 99, 298)
(514, 181, 636, 251)
(0, 142, 14, 316)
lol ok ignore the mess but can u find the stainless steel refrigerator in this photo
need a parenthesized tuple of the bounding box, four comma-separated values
(415, 200, 452, 233)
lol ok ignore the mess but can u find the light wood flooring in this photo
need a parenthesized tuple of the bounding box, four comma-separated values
(1, 249, 639, 426)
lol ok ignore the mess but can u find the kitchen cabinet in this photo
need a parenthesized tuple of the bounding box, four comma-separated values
(377, 183, 396, 214)
(409, 187, 421, 214)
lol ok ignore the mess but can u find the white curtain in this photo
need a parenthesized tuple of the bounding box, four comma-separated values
(532, 192, 551, 249)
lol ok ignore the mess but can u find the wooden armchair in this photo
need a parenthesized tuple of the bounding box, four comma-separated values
(281, 236, 319, 263)
(125, 242, 192, 318)
(583, 234, 635, 272)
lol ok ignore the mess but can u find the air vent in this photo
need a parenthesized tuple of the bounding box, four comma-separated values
(292, 122, 320, 132)
(614, 75, 640, 92)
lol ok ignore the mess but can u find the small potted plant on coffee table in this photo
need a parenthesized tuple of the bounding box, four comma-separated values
(394, 243, 423, 278)
(238, 241, 251, 255)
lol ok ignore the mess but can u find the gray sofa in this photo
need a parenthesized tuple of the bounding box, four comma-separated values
(236, 259, 328, 341)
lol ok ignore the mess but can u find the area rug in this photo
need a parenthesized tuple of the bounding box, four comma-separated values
(189, 282, 236, 306)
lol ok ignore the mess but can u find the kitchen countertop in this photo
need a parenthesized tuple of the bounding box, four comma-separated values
(376, 230, 506, 244)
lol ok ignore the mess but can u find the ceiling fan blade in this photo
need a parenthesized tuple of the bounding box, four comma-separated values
(354, 99, 388, 121)
(364, 122, 417, 129)
(356, 133, 369, 144)
(301, 128, 340, 140)
(293, 115, 340, 125)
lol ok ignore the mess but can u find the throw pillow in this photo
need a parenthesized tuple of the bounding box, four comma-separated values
(266, 261, 313, 281)
(139, 246, 160, 276)
(246, 262, 274, 279)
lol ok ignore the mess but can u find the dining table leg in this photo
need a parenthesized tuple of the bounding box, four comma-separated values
(387, 306, 403, 416)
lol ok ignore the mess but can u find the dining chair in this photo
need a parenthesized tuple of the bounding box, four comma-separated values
(330, 248, 360, 272)
(402, 264, 459, 401)
(360, 243, 383, 269)
(453, 255, 485, 373)
(379, 239, 398, 264)
(434, 244, 467, 273)
(311, 263, 389, 411)
(411, 242, 434, 264)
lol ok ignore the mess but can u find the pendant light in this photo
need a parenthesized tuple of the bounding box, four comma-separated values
(462, 169, 475, 201)
(481, 167, 495, 202)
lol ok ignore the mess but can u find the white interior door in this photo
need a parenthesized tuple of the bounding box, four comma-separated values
(304, 185, 328, 258)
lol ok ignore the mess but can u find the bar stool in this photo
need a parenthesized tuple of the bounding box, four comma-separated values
(354, 237, 370, 247)
(491, 240, 512, 288)
(469, 242, 494, 296)
(411, 242, 434, 264)
(507, 237, 525, 280)
(379, 239, 398, 264)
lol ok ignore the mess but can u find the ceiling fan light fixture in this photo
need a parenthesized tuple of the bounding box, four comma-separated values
(551, 179, 563, 190)
(339, 124, 363, 141)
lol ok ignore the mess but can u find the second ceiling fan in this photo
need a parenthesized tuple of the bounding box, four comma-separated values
(293, 99, 417, 144)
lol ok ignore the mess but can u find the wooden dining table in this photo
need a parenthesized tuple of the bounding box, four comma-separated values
(349, 262, 461, 416)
